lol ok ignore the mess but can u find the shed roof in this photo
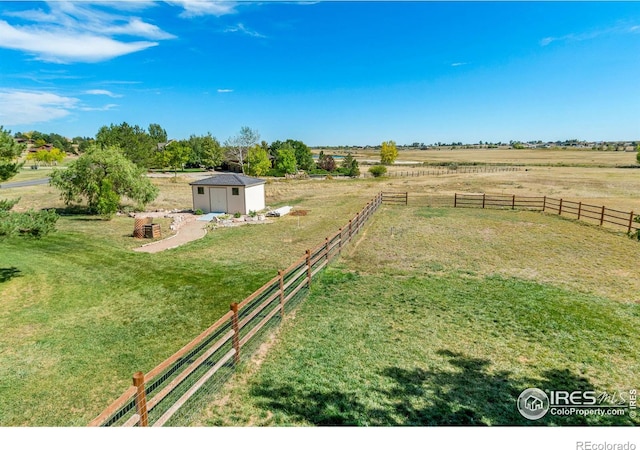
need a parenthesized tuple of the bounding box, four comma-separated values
(189, 174, 266, 187)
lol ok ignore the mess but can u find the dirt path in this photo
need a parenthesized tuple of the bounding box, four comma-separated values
(134, 219, 207, 253)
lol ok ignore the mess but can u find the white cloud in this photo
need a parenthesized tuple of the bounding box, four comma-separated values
(0, 2, 174, 63)
(0, 90, 79, 125)
(541, 23, 640, 47)
(80, 103, 119, 112)
(168, 0, 239, 17)
(451, 62, 467, 67)
(224, 23, 266, 38)
(0, 20, 158, 63)
(217, 89, 233, 93)
(84, 89, 123, 98)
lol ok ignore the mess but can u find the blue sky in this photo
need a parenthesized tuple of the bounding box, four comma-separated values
(1, 1, 639, 146)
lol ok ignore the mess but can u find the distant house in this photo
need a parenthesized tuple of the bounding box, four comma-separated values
(189, 174, 266, 214)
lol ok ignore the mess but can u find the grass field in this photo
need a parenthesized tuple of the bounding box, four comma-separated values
(194, 206, 640, 426)
(347, 148, 639, 168)
(1, 159, 639, 426)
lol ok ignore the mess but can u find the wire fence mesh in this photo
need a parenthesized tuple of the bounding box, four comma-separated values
(90, 192, 388, 427)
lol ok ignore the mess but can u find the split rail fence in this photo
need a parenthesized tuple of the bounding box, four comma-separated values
(362, 165, 521, 178)
(89, 192, 393, 427)
(454, 193, 639, 234)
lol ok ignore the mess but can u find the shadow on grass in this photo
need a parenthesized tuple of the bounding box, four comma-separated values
(249, 349, 635, 426)
(0, 266, 21, 283)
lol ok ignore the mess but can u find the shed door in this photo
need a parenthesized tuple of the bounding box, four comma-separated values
(209, 188, 227, 212)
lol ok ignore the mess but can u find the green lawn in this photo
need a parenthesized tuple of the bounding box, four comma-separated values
(195, 207, 640, 426)
(2, 172, 639, 426)
(0, 183, 374, 426)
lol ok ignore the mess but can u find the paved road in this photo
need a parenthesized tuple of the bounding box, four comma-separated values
(0, 178, 50, 189)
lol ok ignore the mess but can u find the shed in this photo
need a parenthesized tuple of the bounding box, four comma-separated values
(189, 174, 266, 215)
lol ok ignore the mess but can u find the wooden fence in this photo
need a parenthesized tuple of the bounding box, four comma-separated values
(454, 193, 639, 234)
(88, 193, 385, 427)
(381, 191, 408, 205)
(362, 165, 521, 178)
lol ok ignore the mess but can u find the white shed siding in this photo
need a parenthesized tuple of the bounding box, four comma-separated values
(192, 186, 210, 212)
(244, 184, 265, 214)
(226, 186, 245, 214)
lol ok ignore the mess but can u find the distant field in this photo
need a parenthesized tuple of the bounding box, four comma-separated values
(1, 159, 639, 425)
(196, 206, 640, 426)
(318, 147, 638, 168)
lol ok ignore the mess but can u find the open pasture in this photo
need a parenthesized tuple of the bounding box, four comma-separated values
(351, 147, 638, 168)
(1, 155, 639, 426)
(195, 205, 640, 426)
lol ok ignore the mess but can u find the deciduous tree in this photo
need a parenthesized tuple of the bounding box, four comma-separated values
(246, 145, 272, 176)
(157, 141, 192, 180)
(275, 144, 297, 174)
(224, 126, 260, 174)
(50, 145, 158, 215)
(187, 133, 224, 169)
(95, 122, 158, 169)
(380, 140, 398, 165)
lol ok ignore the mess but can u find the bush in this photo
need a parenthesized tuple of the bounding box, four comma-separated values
(0, 198, 19, 212)
(194, 209, 204, 215)
(233, 212, 242, 218)
(0, 209, 58, 238)
(368, 165, 387, 177)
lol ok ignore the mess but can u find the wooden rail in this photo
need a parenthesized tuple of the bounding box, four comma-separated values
(454, 193, 639, 234)
(89, 192, 384, 427)
(363, 165, 521, 178)
(381, 192, 408, 205)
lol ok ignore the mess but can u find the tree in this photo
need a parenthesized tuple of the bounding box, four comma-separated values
(342, 152, 360, 177)
(0, 126, 25, 182)
(275, 144, 297, 174)
(186, 133, 224, 169)
(50, 145, 159, 216)
(148, 123, 167, 145)
(271, 139, 314, 171)
(0, 126, 57, 238)
(96, 122, 157, 169)
(224, 126, 260, 174)
(317, 153, 336, 172)
(245, 145, 272, 176)
(157, 141, 192, 180)
(380, 140, 398, 165)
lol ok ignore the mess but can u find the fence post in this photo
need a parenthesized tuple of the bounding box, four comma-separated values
(600, 205, 605, 226)
(512, 195, 515, 210)
(348, 219, 353, 240)
(558, 198, 563, 216)
(405, 192, 408, 205)
(230, 303, 240, 364)
(338, 228, 343, 253)
(325, 237, 329, 262)
(454, 193, 457, 208)
(278, 270, 285, 319)
(482, 193, 486, 209)
(542, 196, 546, 212)
(629, 211, 635, 234)
(132, 371, 149, 427)
(577, 202, 582, 220)
(305, 249, 312, 287)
